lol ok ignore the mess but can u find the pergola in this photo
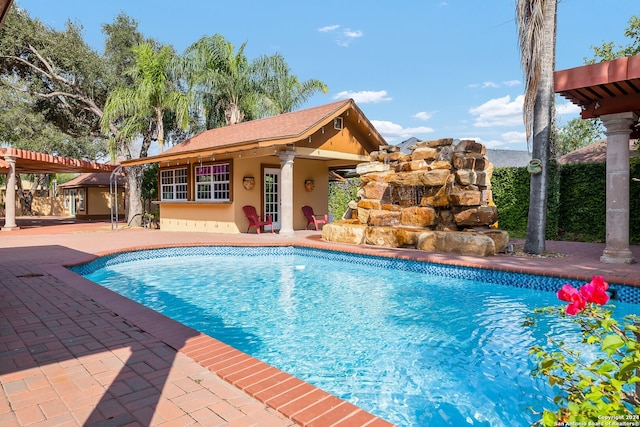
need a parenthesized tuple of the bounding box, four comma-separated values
(555, 55, 640, 264)
(0, 148, 116, 231)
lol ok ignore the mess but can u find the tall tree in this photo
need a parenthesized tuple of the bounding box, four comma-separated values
(177, 35, 328, 129)
(254, 52, 328, 115)
(101, 42, 189, 225)
(517, 0, 557, 255)
(0, 8, 174, 223)
(554, 117, 604, 158)
(0, 6, 109, 139)
(102, 42, 189, 153)
(586, 15, 640, 64)
(179, 34, 260, 128)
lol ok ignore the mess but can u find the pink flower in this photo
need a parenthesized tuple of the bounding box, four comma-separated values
(557, 284, 586, 315)
(579, 276, 609, 305)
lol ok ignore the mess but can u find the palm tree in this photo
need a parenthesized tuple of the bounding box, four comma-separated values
(516, 0, 557, 254)
(179, 35, 261, 128)
(100, 42, 189, 225)
(254, 52, 328, 115)
(101, 42, 189, 153)
(178, 35, 328, 129)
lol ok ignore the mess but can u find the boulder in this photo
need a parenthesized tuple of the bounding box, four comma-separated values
(417, 231, 496, 256)
(365, 226, 421, 248)
(453, 206, 498, 226)
(362, 181, 389, 199)
(420, 169, 451, 186)
(448, 190, 482, 207)
(400, 206, 437, 227)
(368, 209, 402, 226)
(478, 229, 510, 253)
(356, 162, 390, 175)
(321, 222, 367, 245)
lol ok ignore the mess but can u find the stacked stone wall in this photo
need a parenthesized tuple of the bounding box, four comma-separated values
(322, 138, 510, 256)
(355, 138, 497, 230)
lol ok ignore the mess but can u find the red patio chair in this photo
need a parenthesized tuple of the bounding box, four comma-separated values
(242, 205, 274, 234)
(302, 205, 328, 231)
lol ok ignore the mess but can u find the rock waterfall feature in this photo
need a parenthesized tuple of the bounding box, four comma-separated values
(322, 138, 510, 256)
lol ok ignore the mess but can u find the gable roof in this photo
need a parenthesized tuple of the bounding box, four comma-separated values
(557, 139, 639, 165)
(58, 172, 126, 188)
(122, 99, 386, 166)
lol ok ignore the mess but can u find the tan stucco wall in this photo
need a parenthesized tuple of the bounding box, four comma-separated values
(86, 187, 125, 215)
(159, 202, 239, 233)
(291, 158, 329, 229)
(31, 196, 64, 216)
(157, 155, 330, 233)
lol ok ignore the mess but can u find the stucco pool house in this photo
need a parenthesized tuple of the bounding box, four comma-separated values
(121, 99, 386, 235)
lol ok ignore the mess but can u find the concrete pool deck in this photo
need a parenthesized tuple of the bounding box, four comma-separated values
(1, 217, 639, 426)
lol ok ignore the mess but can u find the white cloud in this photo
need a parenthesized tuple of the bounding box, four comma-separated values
(318, 25, 339, 32)
(336, 28, 363, 46)
(469, 94, 524, 127)
(318, 24, 363, 46)
(413, 111, 433, 121)
(501, 131, 526, 143)
(343, 29, 363, 38)
(469, 80, 521, 89)
(556, 101, 581, 115)
(372, 120, 434, 143)
(333, 90, 391, 103)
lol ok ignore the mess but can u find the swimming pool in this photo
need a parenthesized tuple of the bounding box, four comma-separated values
(72, 246, 640, 427)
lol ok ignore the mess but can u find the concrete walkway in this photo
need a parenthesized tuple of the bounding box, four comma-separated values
(1, 218, 638, 426)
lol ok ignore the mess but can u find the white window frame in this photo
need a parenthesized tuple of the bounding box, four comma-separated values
(195, 162, 231, 202)
(160, 168, 188, 201)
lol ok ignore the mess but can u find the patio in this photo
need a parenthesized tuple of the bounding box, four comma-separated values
(1, 219, 638, 426)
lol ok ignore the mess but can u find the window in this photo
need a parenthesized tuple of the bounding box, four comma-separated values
(160, 168, 188, 200)
(77, 188, 85, 211)
(195, 163, 230, 201)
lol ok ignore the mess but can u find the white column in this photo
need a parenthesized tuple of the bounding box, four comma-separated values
(2, 155, 19, 231)
(599, 112, 637, 264)
(278, 151, 295, 237)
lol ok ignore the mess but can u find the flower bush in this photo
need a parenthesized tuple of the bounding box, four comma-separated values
(526, 276, 640, 426)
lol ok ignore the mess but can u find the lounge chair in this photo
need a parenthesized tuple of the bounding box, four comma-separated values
(302, 205, 328, 231)
(242, 205, 274, 234)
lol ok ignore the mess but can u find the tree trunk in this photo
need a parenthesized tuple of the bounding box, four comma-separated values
(524, 0, 557, 255)
(125, 164, 144, 227)
(16, 174, 44, 216)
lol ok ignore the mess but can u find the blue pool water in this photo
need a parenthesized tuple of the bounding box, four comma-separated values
(73, 246, 639, 427)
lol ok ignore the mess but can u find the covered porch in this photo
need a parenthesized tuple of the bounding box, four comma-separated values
(0, 148, 116, 231)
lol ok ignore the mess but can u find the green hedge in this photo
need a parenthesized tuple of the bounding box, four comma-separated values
(328, 178, 361, 221)
(492, 158, 640, 244)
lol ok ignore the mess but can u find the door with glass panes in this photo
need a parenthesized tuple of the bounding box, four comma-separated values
(263, 168, 280, 231)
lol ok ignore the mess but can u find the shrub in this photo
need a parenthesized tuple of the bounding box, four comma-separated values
(525, 276, 640, 426)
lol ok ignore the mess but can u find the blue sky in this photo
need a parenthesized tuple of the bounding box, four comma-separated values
(14, 0, 639, 151)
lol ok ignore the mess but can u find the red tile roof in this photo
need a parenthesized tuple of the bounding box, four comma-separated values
(58, 172, 126, 188)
